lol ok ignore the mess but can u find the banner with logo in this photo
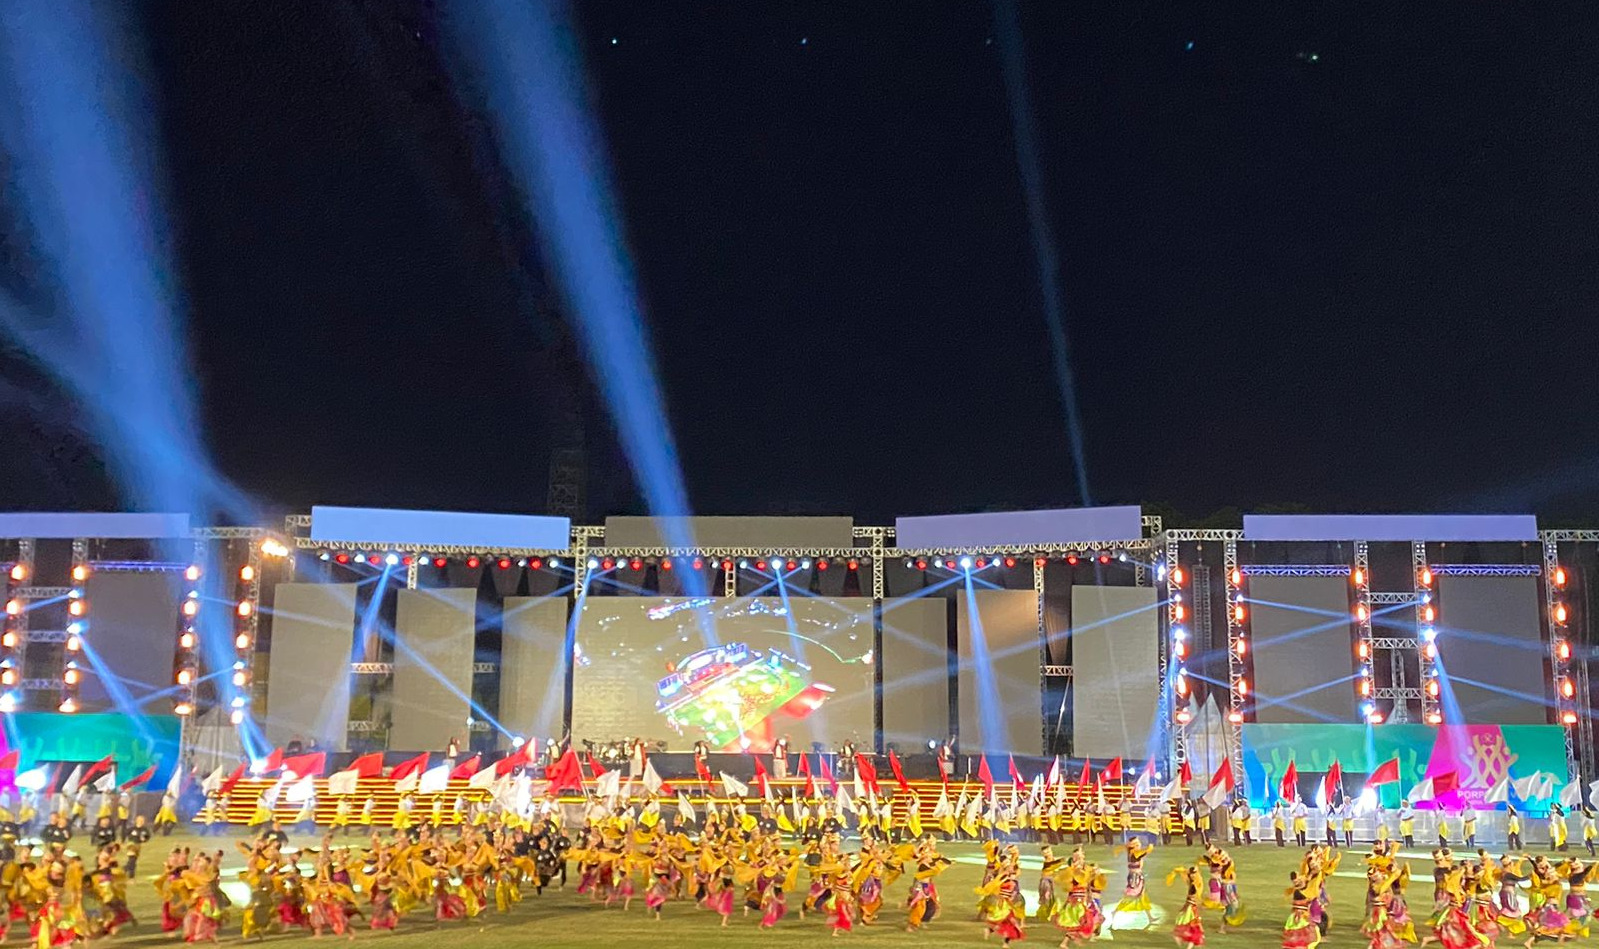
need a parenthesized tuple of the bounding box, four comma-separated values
(1240, 723, 1566, 810)
(0, 713, 180, 788)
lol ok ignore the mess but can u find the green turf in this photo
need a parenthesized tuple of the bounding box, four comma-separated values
(95, 830, 1469, 948)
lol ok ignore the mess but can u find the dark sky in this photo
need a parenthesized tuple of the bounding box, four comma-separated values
(6, 1, 1599, 525)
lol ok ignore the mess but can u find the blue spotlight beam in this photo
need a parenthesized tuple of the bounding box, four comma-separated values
(443, 3, 703, 592)
(993, 0, 1092, 505)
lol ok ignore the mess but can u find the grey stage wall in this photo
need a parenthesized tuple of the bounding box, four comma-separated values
(603, 516, 854, 548)
(82, 572, 180, 711)
(264, 583, 357, 750)
(880, 597, 950, 744)
(956, 590, 1041, 755)
(1250, 576, 1356, 723)
(498, 596, 570, 749)
(1069, 586, 1159, 759)
(391, 588, 476, 751)
(1437, 575, 1547, 724)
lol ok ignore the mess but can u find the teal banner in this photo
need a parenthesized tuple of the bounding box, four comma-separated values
(1240, 723, 1568, 810)
(0, 713, 179, 788)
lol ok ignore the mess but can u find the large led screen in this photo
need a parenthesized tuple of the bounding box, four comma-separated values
(572, 597, 874, 752)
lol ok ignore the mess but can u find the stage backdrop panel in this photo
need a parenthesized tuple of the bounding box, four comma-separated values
(498, 596, 570, 749)
(1437, 575, 1547, 724)
(264, 583, 357, 750)
(391, 588, 476, 752)
(81, 572, 181, 711)
(956, 590, 1041, 755)
(1250, 576, 1357, 723)
(571, 597, 874, 752)
(880, 597, 951, 745)
(1069, 586, 1159, 759)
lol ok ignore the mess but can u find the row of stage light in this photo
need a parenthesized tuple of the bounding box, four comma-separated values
(310, 551, 1140, 573)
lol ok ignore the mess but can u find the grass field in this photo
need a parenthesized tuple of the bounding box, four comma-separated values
(80, 828, 1462, 949)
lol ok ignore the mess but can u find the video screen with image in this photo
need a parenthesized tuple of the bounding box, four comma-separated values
(571, 597, 875, 752)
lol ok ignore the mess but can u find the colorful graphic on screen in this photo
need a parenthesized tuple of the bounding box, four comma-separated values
(571, 597, 873, 752)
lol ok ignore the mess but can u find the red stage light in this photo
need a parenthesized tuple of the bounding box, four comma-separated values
(1563, 711, 1579, 725)
(691, 558, 704, 571)
(1555, 566, 1568, 587)
(601, 558, 616, 571)
(659, 558, 672, 571)
(1229, 567, 1242, 586)
(1097, 553, 1111, 564)
(846, 558, 859, 571)
(1227, 710, 1244, 724)
(816, 559, 829, 571)
(1426, 711, 1443, 725)
(1351, 567, 1364, 585)
(335, 553, 350, 564)
(786, 559, 797, 570)
(1558, 641, 1572, 661)
(1171, 566, 1185, 585)
(529, 558, 543, 570)
(944, 559, 956, 570)
(1004, 557, 1016, 568)
(756, 560, 767, 571)
(1562, 679, 1576, 698)
(629, 559, 643, 571)
(1066, 554, 1079, 566)
(721, 559, 733, 571)
(367, 554, 382, 566)
(1555, 603, 1569, 624)
(466, 556, 481, 569)
(975, 558, 987, 569)
(401, 555, 413, 566)
(914, 559, 927, 571)
(1419, 566, 1433, 587)
(497, 558, 511, 570)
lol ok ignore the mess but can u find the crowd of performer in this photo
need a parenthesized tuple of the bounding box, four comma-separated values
(0, 778, 1597, 948)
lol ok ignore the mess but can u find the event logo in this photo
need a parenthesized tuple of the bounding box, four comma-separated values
(1425, 724, 1518, 807)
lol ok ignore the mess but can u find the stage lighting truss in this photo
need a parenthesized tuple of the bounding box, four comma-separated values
(1162, 536, 1189, 770)
(172, 547, 202, 717)
(57, 540, 91, 713)
(1221, 538, 1248, 781)
(1414, 542, 1441, 726)
(230, 540, 264, 726)
(0, 542, 31, 713)
(1544, 537, 1582, 778)
(1352, 541, 1376, 719)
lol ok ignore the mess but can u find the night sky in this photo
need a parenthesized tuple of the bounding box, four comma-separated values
(3, 1, 1597, 526)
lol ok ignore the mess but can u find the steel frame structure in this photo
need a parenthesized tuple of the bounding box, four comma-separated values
(1221, 538, 1247, 783)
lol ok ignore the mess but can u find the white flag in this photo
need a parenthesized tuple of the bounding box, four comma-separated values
(1560, 779, 1584, 809)
(719, 772, 748, 798)
(292, 795, 314, 824)
(416, 764, 450, 796)
(285, 773, 316, 805)
(853, 770, 866, 802)
(1134, 767, 1154, 799)
(1029, 774, 1044, 806)
(167, 767, 185, 797)
(1588, 779, 1599, 806)
(60, 765, 84, 796)
(1537, 773, 1560, 801)
(1160, 777, 1183, 803)
(1046, 756, 1062, 786)
(467, 765, 498, 791)
(1406, 778, 1435, 805)
(93, 768, 116, 793)
(262, 777, 288, 807)
(1201, 779, 1229, 811)
(595, 769, 621, 801)
(963, 793, 981, 826)
(955, 789, 968, 817)
(1484, 776, 1510, 804)
(327, 770, 359, 797)
(677, 792, 696, 823)
(642, 760, 665, 795)
(394, 771, 419, 794)
(201, 765, 226, 795)
(1512, 773, 1544, 801)
(932, 789, 951, 818)
(835, 782, 852, 814)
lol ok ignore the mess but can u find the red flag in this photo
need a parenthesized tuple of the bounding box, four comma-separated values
(1077, 760, 1092, 787)
(1209, 757, 1235, 792)
(0, 750, 18, 771)
(693, 755, 713, 783)
(1431, 770, 1459, 797)
(345, 753, 385, 778)
(1364, 758, 1401, 788)
(855, 754, 880, 795)
(1100, 757, 1124, 785)
(495, 743, 533, 777)
(887, 750, 912, 794)
(81, 754, 116, 786)
(818, 754, 837, 793)
(797, 753, 816, 797)
(1180, 759, 1193, 786)
(218, 762, 247, 796)
(753, 757, 771, 798)
(281, 753, 326, 778)
(935, 752, 950, 785)
(450, 756, 481, 780)
(388, 752, 429, 782)
(1323, 760, 1343, 803)
(120, 763, 158, 790)
(261, 748, 285, 773)
(544, 748, 584, 795)
(1280, 760, 1298, 801)
(1007, 755, 1025, 790)
(585, 753, 607, 779)
(977, 756, 995, 795)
